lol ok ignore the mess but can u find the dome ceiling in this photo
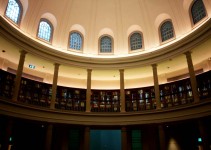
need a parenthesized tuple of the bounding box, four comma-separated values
(0, 0, 211, 89)
(1, 0, 211, 57)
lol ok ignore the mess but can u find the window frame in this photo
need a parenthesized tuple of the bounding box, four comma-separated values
(159, 19, 175, 44)
(128, 31, 144, 53)
(189, 0, 208, 27)
(4, 0, 23, 26)
(98, 34, 114, 55)
(68, 31, 84, 53)
(36, 18, 54, 44)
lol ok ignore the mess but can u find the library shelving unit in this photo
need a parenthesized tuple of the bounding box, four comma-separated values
(0, 69, 15, 99)
(56, 86, 86, 111)
(0, 69, 211, 112)
(125, 86, 156, 112)
(196, 71, 211, 100)
(159, 78, 193, 108)
(91, 90, 120, 112)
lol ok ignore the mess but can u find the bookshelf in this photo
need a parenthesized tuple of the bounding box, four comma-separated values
(0, 70, 15, 99)
(160, 79, 193, 108)
(91, 90, 120, 112)
(0, 69, 211, 112)
(56, 87, 86, 111)
(125, 87, 156, 112)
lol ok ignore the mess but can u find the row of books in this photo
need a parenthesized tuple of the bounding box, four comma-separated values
(0, 69, 210, 112)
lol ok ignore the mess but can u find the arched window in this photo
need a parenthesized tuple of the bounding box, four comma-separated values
(100, 36, 112, 53)
(37, 20, 53, 42)
(191, 0, 206, 24)
(5, 0, 22, 24)
(160, 21, 174, 42)
(130, 32, 143, 50)
(69, 32, 83, 50)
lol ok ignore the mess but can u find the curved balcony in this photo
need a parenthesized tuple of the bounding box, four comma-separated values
(0, 70, 211, 125)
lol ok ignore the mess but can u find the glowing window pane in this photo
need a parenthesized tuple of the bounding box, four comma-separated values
(100, 36, 112, 53)
(69, 32, 82, 50)
(191, 0, 206, 24)
(5, 0, 21, 24)
(37, 21, 52, 42)
(130, 33, 142, 50)
(161, 21, 174, 42)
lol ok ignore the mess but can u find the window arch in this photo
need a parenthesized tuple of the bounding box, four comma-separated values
(69, 32, 83, 50)
(100, 36, 113, 53)
(160, 21, 174, 42)
(191, 0, 206, 24)
(5, 0, 22, 24)
(37, 19, 53, 42)
(129, 32, 143, 51)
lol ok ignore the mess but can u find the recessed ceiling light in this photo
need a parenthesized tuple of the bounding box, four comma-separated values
(29, 64, 35, 69)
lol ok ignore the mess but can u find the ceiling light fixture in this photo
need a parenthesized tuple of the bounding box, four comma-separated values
(29, 64, 35, 69)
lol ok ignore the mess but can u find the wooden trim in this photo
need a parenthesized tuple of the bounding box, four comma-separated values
(0, 98, 211, 125)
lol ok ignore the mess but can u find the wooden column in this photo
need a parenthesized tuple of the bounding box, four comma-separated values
(185, 51, 200, 103)
(45, 123, 53, 150)
(83, 126, 90, 150)
(86, 69, 92, 112)
(12, 50, 27, 101)
(152, 64, 161, 109)
(121, 126, 127, 150)
(158, 124, 166, 150)
(119, 69, 125, 112)
(50, 63, 60, 109)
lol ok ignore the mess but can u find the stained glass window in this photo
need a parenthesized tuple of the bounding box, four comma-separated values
(5, 0, 22, 24)
(100, 36, 112, 53)
(69, 32, 82, 50)
(130, 33, 142, 50)
(191, 0, 206, 24)
(37, 20, 52, 42)
(160, 21, 174, 42)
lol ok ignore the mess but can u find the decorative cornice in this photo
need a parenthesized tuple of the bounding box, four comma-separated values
(0, 16, 211, 69)
(0, 98, 211, 125)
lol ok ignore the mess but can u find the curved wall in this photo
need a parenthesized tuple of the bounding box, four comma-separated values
(0, 0, 211, 56)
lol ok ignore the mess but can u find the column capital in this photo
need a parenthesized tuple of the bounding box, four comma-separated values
(54, 63, 60, 67)
(87, 69, 92, 72)
(151, 64, 157, 68)
(184, 51, 192, 56)
(19, 50, 27, 55)
(119, 69, 124, 73)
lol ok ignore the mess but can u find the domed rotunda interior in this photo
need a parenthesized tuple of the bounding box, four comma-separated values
(0, 0, 211, 150)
